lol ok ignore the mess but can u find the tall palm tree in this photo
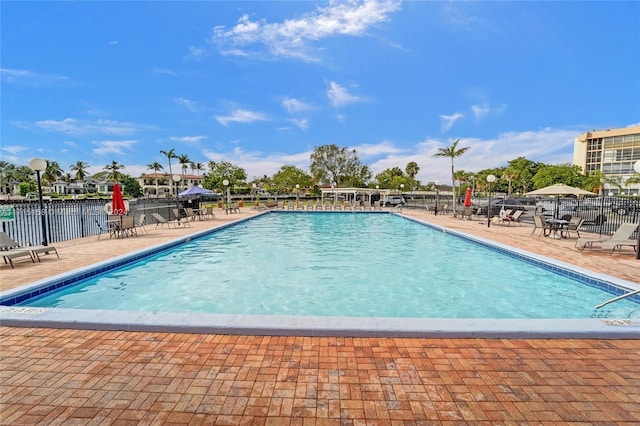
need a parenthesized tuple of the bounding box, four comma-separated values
(190, 162, 204, 176)
(160, 148, 176, 193)
(405, 161, 419, 191)
(43, 160, 64, 189)
(177, 154, 191, 176)
(432, 139, 470, 215)
(70, 160, 89, 181)
(146, 161, 164, 198)
(104, 160, 125, 183)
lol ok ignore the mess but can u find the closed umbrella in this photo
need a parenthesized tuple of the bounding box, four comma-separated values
(111, 183, 126, 215)
(463, 187, 472, 207)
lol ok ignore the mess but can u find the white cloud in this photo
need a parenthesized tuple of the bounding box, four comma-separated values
(1, 68, 69, 86)
(169, 135, 207, 144)
(176, 97, 204, 113)
(471, 103, 491, 121)
(327, 81, 366, 108)
(210, 0, 401, 61)
(290, 118, 309, 130)
(32, 118, 155, 136)
(1, 145, 28, 155)
(440, 112, 465, 133)
(215, 109, 268, 126)
(281, 97, 312, 114)
(92, 140, 138, 157)
(203, 146, 312, 180)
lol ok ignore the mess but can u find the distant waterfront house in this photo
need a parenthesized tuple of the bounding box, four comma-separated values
(51, 177, 116, 196)
(573, 125, 640, 195)
(138, 173, 204, 198)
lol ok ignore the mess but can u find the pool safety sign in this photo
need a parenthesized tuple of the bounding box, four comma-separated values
(0, 205, 15, 221)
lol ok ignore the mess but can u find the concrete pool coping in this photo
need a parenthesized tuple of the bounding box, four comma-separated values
(1, 211, 639, 338)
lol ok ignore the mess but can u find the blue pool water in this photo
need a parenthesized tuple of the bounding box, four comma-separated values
(15, 212, 640, 319)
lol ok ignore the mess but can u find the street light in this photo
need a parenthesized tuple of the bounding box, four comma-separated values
(29, 158, 48, 246)
(295, 184, 300, 204)
(223, 179, 230, 206)
(252, 183, 257, 206)
(486, 174, 496, 228)
(634, 159, 640, 260)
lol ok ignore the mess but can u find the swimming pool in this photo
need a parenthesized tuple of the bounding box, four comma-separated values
(2, 212, 639, 338)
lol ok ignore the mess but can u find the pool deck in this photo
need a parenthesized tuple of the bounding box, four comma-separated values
(1, 208, 639, 423)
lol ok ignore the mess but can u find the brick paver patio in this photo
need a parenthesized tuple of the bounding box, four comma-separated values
(1, 208, 639, 424)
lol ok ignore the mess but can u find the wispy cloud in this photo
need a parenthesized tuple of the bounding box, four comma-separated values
(92, 140, 137, 156)
(281, 97, 312, 114)
(290, 118, 309, 130)
(209, 0, 401, 61)
(215, 109, 268, 126)
(169, 135, 207, 144)
(1, 68, 70, 86)
(153, 68, 178, 77)
(175, 97, 205, 113)
(31, 118, 156, 136)
(471, 102, 506, 122)
(440, 112, 465, 133)
(327, 81, 366, 108)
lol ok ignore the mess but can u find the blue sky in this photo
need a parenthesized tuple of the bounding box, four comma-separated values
(2, 0, 639, 184)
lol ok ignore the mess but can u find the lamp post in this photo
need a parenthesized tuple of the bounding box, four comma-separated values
(252, 183, 257, 206)
(634, 160, 640, 260)
(471, 176, 476, 196)
(599, 178, 606, 236)
(376, 184, 379, 207)
(29, 158, 48, 246)
(223, 179, 230, 206)
(172, 175, 181, 218)
(295, 184, 300, 205)
(486, 174, 496, 228)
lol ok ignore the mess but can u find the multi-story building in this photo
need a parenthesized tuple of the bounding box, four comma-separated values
(138, 173, 204, 198)
(573, 125, 640, 194)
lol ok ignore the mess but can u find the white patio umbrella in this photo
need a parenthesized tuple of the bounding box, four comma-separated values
(524, 183, 596, 218)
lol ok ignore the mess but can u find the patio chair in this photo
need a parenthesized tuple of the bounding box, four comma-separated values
(575, 222, 638, 251)
(561, 217, 583, 238)
(530, 215, 553, 237)
(135, 214, 148, 234)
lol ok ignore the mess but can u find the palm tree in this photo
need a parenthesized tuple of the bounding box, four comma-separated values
(146, 161, 164, 198)
(104, 160, 125, 183)
(432, 139, 470, 215)
(191, 162, 204, 176)
(177, 154, 191, 176)
(405, 162, 419, 191)
(160, 148, 177, 193)
(43, 160, 64, 189)
(70, 160, 89, 181)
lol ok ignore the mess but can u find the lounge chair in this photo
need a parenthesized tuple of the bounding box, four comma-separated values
(151, 213, 179, 229)
(575, 222, 638, 251)
(2, 249, 35, 269)
(506, 210, 525, 226)
(0, 231, 59, 266)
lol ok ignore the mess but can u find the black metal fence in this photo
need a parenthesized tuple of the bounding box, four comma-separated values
(0, 195, 637, 245)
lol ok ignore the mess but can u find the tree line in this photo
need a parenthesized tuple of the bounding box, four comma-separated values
(2, 141, 638, 200)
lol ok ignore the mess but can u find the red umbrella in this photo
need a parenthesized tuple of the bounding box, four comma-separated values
(463, 187, 472, 207)
(111, 183, 126, 215)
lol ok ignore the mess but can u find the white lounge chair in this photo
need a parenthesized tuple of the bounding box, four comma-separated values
(575, 222, 638, 252)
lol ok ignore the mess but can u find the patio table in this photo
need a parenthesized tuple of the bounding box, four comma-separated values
(545, 218, 569, 239)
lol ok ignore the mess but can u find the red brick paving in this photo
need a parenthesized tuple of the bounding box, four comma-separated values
(1, 209, 639, 423)
(1, 330, 639, 424)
